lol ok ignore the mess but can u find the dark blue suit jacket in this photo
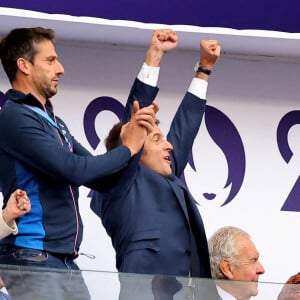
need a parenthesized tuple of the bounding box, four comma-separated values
(91, 79, 211, 278)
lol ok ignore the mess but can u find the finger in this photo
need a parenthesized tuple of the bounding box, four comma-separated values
(19, 201, 30, 212)
(17, 196, 30, 208)
(135, 106, 157, 118)
(152, 101, 160, 113)
(157, 29, 175, 42)
(15, 189, 27, 201)
(11, 189, 20, 197)
(16, 189, 26, 195)
(17, 194, 28, 203)
(215, 45, 222, 56)
(135, 113, 156, 124)
(169, 31, 178, 43)
(137, 120, 155, 133)
(138, 119, 156, 129)
(132, 101, 140, 115)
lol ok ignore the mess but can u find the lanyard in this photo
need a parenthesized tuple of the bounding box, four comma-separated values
(24, 104, 59, 129)
(24, 104, 73, 152)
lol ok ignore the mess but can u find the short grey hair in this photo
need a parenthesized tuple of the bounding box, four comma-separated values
(208, 226, 250, 279)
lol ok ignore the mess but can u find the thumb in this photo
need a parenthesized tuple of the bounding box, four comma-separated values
(132, 100, 140, 115)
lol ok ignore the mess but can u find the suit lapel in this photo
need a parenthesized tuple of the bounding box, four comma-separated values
(167, 175, 190, 222)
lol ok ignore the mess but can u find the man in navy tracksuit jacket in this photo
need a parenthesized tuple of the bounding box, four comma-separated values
(0, 26, 157, 300)
(0, 27, 156, 269)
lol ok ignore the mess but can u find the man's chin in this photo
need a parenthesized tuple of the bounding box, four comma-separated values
(250, 283, 259, 296)
(160, 169, 172, 177)
(165, 170, 172, 177)
(49, 87, 58, 97)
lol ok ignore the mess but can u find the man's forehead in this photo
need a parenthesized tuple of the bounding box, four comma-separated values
(148, 126, 163, 137)
(35, 40, 56, 54)
(238, 246, 259, 262)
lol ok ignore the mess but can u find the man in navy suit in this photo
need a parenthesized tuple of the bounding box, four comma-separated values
(91, 29, 221, 280)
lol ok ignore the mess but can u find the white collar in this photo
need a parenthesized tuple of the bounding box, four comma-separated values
(217, 285, 237, 300)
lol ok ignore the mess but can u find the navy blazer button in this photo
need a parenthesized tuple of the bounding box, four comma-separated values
(184, 250, 191, 256)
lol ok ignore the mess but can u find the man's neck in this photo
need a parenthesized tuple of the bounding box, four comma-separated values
(12, 82, 46, 105)
(216, 282, 251, 300)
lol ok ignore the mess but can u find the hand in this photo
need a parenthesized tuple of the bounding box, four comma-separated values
(2, 189, 31, 227)
(134, 100, 159, 132)
(15, 189, 31, 212)
(121, 100, 159, 155)
(145, 29, 178, 67)
(199, 39, 221, 70)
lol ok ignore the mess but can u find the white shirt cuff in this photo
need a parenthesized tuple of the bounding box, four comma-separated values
(187, 78, 208, 100)
(137, 63, 160, 87)
(0, 211, 18, 239)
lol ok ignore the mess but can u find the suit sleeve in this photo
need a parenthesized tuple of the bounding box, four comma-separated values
(122, 78, 159, 123)
(91, 78, 157, 212)
(90, 151, 141, 217)
(167, 92, 206, 177)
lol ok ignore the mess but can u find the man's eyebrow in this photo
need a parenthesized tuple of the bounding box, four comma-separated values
(44, 55, 57, 60)
(152, 132, 164, 140)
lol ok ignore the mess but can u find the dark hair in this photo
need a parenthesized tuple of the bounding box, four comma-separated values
(105, 118, 160, 151)
(105, 122, 122, 151)
(0, 27, 55, 83)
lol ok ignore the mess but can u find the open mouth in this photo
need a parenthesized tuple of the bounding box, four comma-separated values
(164, 156, 171, 164)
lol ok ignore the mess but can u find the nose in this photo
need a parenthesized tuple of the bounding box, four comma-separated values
(56, 60, 64, 75)
(256, 261, 265, 275)
(165, 140, 173, 151)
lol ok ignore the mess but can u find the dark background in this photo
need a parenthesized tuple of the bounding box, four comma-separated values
(1, 0, 300, 33)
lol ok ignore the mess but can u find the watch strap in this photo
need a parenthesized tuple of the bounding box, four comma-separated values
(194, 62, 212, 75)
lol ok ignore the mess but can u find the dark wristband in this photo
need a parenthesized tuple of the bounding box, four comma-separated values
(194, 62, 212, 75)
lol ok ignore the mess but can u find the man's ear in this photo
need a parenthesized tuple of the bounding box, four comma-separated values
(16, 58, 31, 75)
(219, 259, 234, 280)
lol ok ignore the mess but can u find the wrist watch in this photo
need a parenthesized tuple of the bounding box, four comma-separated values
(194, 62, 211, 75)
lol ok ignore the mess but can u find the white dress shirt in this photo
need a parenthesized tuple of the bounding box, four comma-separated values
(217, 285, 237, 300)
(137, 63, 208, 99)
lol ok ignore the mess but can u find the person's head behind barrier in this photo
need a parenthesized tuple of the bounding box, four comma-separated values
(208, 226, 265, 299)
